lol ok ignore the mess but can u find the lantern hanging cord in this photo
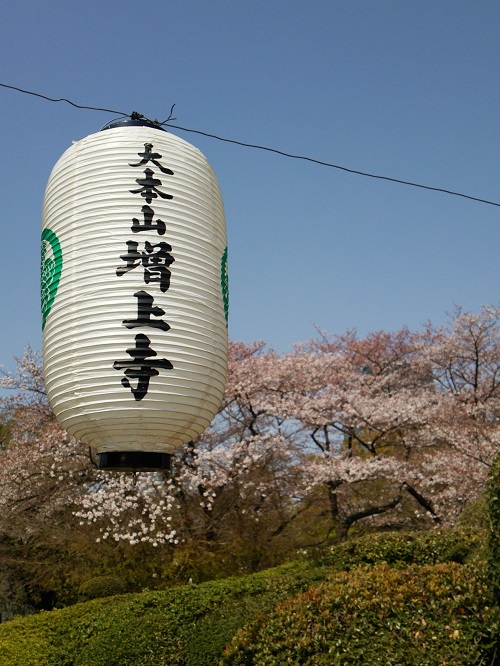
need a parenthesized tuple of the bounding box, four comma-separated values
(0, 82, 129, 116)
(2, 82, 500, 209)
(162, 121, 500, 208)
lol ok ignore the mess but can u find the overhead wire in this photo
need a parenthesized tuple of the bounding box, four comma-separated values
(1, 82, 499, 209)
(162, 122, 500, 208)
(0, 82, 128, 116)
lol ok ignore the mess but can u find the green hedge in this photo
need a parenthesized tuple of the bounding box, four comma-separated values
(222, 562, 499, 666)
(488, 455, 500, 605)
(0, 563, 328, 666)
(0, 527, 495, 665)
(314, 526, 486, 570)
(77, 576, 129, 601)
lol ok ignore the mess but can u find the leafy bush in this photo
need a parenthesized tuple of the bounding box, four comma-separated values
(222, 562, 499, 666)
(0, 611, 67, 665)
(458, 495, 488, 529)
(0, 562, 328, 666)
(0, 596, 123, 666)
(78, 576, 128, 601)
(315, 526, 486, 570)
(0, 528, 495, 665)
(488, 455, 500, 605)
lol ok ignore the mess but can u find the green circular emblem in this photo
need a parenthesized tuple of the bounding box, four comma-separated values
(41, 228, 63, 330)
(221, 247, 229, 326)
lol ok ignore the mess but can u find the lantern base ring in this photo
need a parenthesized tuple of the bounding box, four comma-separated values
(98, 451, 172, 472)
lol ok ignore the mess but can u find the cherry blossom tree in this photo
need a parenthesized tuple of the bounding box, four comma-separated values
(237, 328, 441, 541)
(0, 306, 498, 604)
(0, 344, 304, 591)
(414, 305, 500, 523)
(0, 348, 91, 529)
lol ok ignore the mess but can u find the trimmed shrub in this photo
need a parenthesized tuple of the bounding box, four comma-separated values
(488, 455, 500, 605)
(0, 562, 328, 666)
(78, 576, 128, 601)
(222, 562, 499, 666)
(0, 528, 495, 665)
(458, 495, 488, 529)
(314, 526, 486, 570)
(0, 596, 123, 666)
(0, 612, 53, 666)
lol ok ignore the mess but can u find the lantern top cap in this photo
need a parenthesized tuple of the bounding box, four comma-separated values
(101, 117, 167, 132)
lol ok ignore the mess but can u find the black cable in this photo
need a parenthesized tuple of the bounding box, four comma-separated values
(2, 81, 499, 208)
(164, 123, 500, 208)
(0, 83, 128, 116)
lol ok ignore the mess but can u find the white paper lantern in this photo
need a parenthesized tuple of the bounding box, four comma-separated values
(41, 119, 228, 470)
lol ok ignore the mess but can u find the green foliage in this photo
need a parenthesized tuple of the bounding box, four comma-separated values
(0, 609, 65, 665)
(0, 535, 184, 610)
(0, 562, 326, 666)
(77, 576, 128, 601)
(458, 495, 489, 529)
(0, 422, 10, 450)
(488, 454, 500, 605)
(183, 564, 334, 665)
(315, 526, 487, 570)
(222, 562, 499, 666)
(0, 528, 496, 666)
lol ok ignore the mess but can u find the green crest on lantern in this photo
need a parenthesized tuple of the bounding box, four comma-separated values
(41, 228, 63, 330)
(221, 247, 229, 326)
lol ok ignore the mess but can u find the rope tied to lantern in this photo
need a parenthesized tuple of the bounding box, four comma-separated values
(100, 107, 178, 132)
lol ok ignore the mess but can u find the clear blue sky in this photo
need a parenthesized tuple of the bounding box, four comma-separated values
(1, 0, 499, 375)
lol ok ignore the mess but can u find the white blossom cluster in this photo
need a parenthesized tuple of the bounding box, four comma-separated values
(75, 472, 179, 545)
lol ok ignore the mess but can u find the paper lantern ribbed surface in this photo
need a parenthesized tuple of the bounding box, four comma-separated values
(41, 121, 228, 470)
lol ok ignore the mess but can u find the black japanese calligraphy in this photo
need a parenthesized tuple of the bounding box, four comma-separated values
(115, 141, 175, 399)
(116, 240, 174, 292)
(113, 334, 173, 401)
(122, 290, 170, 331)
(131, 205, 166, 235)
(130, 168, 173, 203)
(129, 143, 175, 175)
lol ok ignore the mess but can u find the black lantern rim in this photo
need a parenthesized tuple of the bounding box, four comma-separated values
(101, 118, 167, 132)
(98, 451, 172, 472)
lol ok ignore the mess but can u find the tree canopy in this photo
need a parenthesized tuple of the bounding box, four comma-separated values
(0, 305, 498, 609)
